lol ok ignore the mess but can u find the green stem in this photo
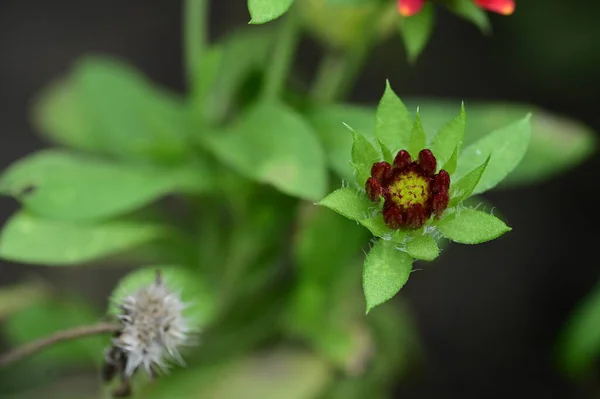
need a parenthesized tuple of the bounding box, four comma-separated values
(262, 11, 301, 101)
(310, 44, 370, 104)
(183, 0, 209, 89)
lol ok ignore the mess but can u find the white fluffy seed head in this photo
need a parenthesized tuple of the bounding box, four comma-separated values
(113, 271, 192, 377)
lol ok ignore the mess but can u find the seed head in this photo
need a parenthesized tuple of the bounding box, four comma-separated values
(111, 270, 192, 377)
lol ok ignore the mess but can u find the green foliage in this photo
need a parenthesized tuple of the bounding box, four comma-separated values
(194, 26, 276, 121)
(431, 103, 466, 168)
(204, 101, 328, 201)
(405, 233, 439, 261)
(400, 3, 434, 63)
(455, 115, 532, 195)
(449, 156, 490, 206)
(558, 283, 600, 377)
(3, 297, 104, 365)
(307, 104, 375, 181)
(442, 146, 459, 175)
(408, 111, 427, 157)
(308, 100, 593, 188)
(374, 81, 413, 153)
(0, 150, 213, 222)
(0, 211, 165, 266)
(248, 0, 295, 24)
(139, 349, 333, 399)
(436, 209, 511, 244)
(1, 2, 596, 397)
(363, 240, 413, 313)
(0, 280, 49, 319)
(409, 99, 596, 187)
(318, 188, 374, 221)
(350, 128, 380, 186)
(446, 0, 491, 34)
(286, 206, 369, 371)
(35, 57, 192, 164)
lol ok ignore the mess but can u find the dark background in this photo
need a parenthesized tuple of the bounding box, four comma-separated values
(1, 0, 599, 398)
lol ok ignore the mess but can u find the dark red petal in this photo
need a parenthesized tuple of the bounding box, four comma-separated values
(432, 191, 449, 217)
(393, 150, 412, 171)
(473, 0, 515, 15)
(397, 0, 426, 16)
(382, 200, 404, 229)
(405, 204, 428, 229)
(371, 162, 392, 184)
(418, 149, 437, 176)
(366, 177, 383, 202)
(432, 170, 450, 194)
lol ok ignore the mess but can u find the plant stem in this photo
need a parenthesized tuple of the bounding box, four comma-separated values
(310, 44, 370, 104)
(0, 322, 120, 367)
(184, 0, 209, 89)
(262, 11, 301, 101)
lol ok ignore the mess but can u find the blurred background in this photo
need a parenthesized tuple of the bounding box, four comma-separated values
(1, 0, 599, 398)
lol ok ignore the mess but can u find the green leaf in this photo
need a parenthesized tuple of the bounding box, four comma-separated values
(436, 209, 511, 244)
(405, 99, 596, 188)
(446, 0, 491, 34)
(363, 240, 413, 313)
(400, 3, 434, 63)
(248, 0, 294, 24)
(431, 103, 466, 167)
(0, 280, 50, 320)
(0, 150, 214, 222)
(140, 349, 333, 399)
(190, 46, 224, 110)
(375, 81, 413, 153)
(310, 100, 596, 189)
(0, 211, 165, 266)
(205, 101, 327, 201)
(442, 146, 459, 175)
(455, 115, 531, 195)
(31, 78, 99, 152)
(378, 140, 394, 164)
(405, 234, 439, 261)
(359, 217, 391, 237)
(350, 127, 380, 186)
(3, 298, 104, 365)
(558, 282, 600, 377)
(408, 111, 427, 158)
(318, 188, 374, 221)
(72, 56, 192, 164)
(449, 156, 490, 206)
(294, 206, 367, 284)
(306, 105, 376, 182)
(109, 266, 217, 328)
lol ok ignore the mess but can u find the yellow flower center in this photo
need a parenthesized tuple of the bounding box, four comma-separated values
(388, 171, 430, 208)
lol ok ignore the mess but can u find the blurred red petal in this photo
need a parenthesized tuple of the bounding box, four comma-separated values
(432, 170, 450, 194)
(393, 150, 412, 171)
(397, 0, 425, 17)
(371, 162, 392, 184)
(474, 0, 515, 15)
(418, 149, 437, 176)
(366, 177, 383, 202)
(383, 200, 405, 229)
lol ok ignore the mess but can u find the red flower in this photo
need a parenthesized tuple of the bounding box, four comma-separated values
(365, 149, 450, 229)
(397, 0, 515, 17)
